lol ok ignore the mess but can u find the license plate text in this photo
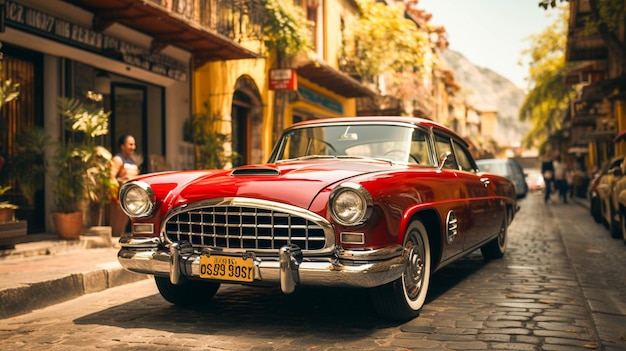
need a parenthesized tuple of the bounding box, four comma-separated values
(199, 255, 254, 283)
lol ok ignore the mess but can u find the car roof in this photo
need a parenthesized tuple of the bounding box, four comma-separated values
(288, 116, 467, 146)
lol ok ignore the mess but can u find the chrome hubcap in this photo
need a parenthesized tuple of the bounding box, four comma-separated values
(404, 234, 425, 300)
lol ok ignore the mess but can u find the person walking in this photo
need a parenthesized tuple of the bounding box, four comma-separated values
(109, 134, 140, 236)
(541, 153, 555, 203)
(553, 155, 568, 204)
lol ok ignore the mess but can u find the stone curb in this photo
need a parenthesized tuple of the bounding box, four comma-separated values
(0, 266, 149, 320)
(0, 232, 149, 320)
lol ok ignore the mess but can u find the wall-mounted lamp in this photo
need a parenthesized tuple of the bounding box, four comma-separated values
(95, 71, 111, 95)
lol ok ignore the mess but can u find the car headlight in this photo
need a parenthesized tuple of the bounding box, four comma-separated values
(329, 183, 373, 226)
(119, 181, 155, 218)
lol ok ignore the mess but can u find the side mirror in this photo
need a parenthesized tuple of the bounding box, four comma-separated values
(438, 151, 453, 171)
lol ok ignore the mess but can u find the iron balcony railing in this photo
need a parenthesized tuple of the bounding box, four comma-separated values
(148, 0, 265, 43)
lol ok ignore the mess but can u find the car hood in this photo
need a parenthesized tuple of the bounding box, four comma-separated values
(170, 160, 400, 209)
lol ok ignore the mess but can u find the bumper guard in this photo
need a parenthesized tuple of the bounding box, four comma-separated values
(118, 236, 407, 293)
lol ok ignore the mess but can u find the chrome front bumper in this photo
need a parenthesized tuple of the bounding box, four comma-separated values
(118, 236, 407, 294)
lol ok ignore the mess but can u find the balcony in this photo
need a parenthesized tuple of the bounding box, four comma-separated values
(148, 0, 264, 43)
(68, 0, 264, 67)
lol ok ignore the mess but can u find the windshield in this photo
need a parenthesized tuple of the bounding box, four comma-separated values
(270, 123, 434, 165)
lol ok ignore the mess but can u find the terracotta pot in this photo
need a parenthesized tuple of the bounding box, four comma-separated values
(52, 212, 84, 240)
(0, 208, 14, 224)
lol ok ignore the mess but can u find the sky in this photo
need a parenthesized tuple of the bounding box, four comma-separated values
(418, 0, 557, 88)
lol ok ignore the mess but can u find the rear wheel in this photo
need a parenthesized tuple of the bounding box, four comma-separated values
(155, 276, 220, 306)
(481, 212, 508, 259)
(620, 212, 626, 246)
(590, 197, 602, 223)
(370, 220, 431, 322)
(609, 206, 622, 238)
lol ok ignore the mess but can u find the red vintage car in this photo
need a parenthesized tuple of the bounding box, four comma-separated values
(117, 116, 517, 321)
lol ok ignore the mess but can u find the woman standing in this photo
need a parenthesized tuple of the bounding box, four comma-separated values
(541, 153, 555, 203)
(110, 135, 140, 236)
(553, 155, 568, 203)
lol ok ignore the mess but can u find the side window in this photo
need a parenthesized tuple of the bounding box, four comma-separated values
(410, 129, 435, 166)
(453, 140, 475, 172)
(434, 134, 458, 170)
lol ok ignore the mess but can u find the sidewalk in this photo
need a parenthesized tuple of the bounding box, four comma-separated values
(0, 232, 148, 319)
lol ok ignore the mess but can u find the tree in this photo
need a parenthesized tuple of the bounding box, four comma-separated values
(260, 0, 312, 67)
(519, 4, 576, 150)
(340, 0, 430, 84)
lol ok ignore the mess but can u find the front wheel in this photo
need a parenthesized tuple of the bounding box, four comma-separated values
(481, 212, 508, 259)
(370, 220, 431, 322)
(155, 276, 220, 306)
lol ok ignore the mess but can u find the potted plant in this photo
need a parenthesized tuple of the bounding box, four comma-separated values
(51, 97, 113, 240)
(0, 185, 17, 222)
(50, 140, 89, 239)
(0, 185, 26, 248)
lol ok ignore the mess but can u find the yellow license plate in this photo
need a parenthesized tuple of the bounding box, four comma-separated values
(199, 255, 254, 283)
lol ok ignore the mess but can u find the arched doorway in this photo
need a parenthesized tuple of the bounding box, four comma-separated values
(232, 76, 263, 165)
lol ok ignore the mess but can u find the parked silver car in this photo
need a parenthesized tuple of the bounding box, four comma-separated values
(477, 158, 529, 199)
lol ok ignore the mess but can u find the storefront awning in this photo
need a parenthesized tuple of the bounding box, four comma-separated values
(296, 60, 377, 98)
(67, 0, 260, 67)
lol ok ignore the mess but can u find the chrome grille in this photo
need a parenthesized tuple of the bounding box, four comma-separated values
(163, 200, 331, 252)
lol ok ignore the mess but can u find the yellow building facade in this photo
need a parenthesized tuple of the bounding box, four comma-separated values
(192, 0, 374, 166)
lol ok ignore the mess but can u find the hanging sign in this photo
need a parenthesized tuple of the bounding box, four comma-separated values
(269, 69, 297, 91)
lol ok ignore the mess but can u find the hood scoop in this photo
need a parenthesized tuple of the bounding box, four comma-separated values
(231, 167, 280, 176)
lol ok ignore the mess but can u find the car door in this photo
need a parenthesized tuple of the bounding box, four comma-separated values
(433, 133, 492, 259)
(450, 139, 499, 249)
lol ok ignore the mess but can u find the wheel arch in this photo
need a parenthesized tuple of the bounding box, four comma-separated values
(406, 209, 441, 271)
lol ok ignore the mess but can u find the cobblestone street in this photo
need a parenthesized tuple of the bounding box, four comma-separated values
(0, 192, 624, 351)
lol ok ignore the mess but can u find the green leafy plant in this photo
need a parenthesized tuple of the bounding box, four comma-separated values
(51, 141, 89, 213)
(260, 0, 313, 63)
(57, 96, 110, 138)
(0, 185, 18, 210)
(184, 101, 239, 169)
(7, 126, 51, 205)
(520, 4, 576, 149)
(53, 97, 113, 220)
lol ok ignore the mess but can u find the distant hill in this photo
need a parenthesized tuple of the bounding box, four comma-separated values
(439, 49, 530, 148)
